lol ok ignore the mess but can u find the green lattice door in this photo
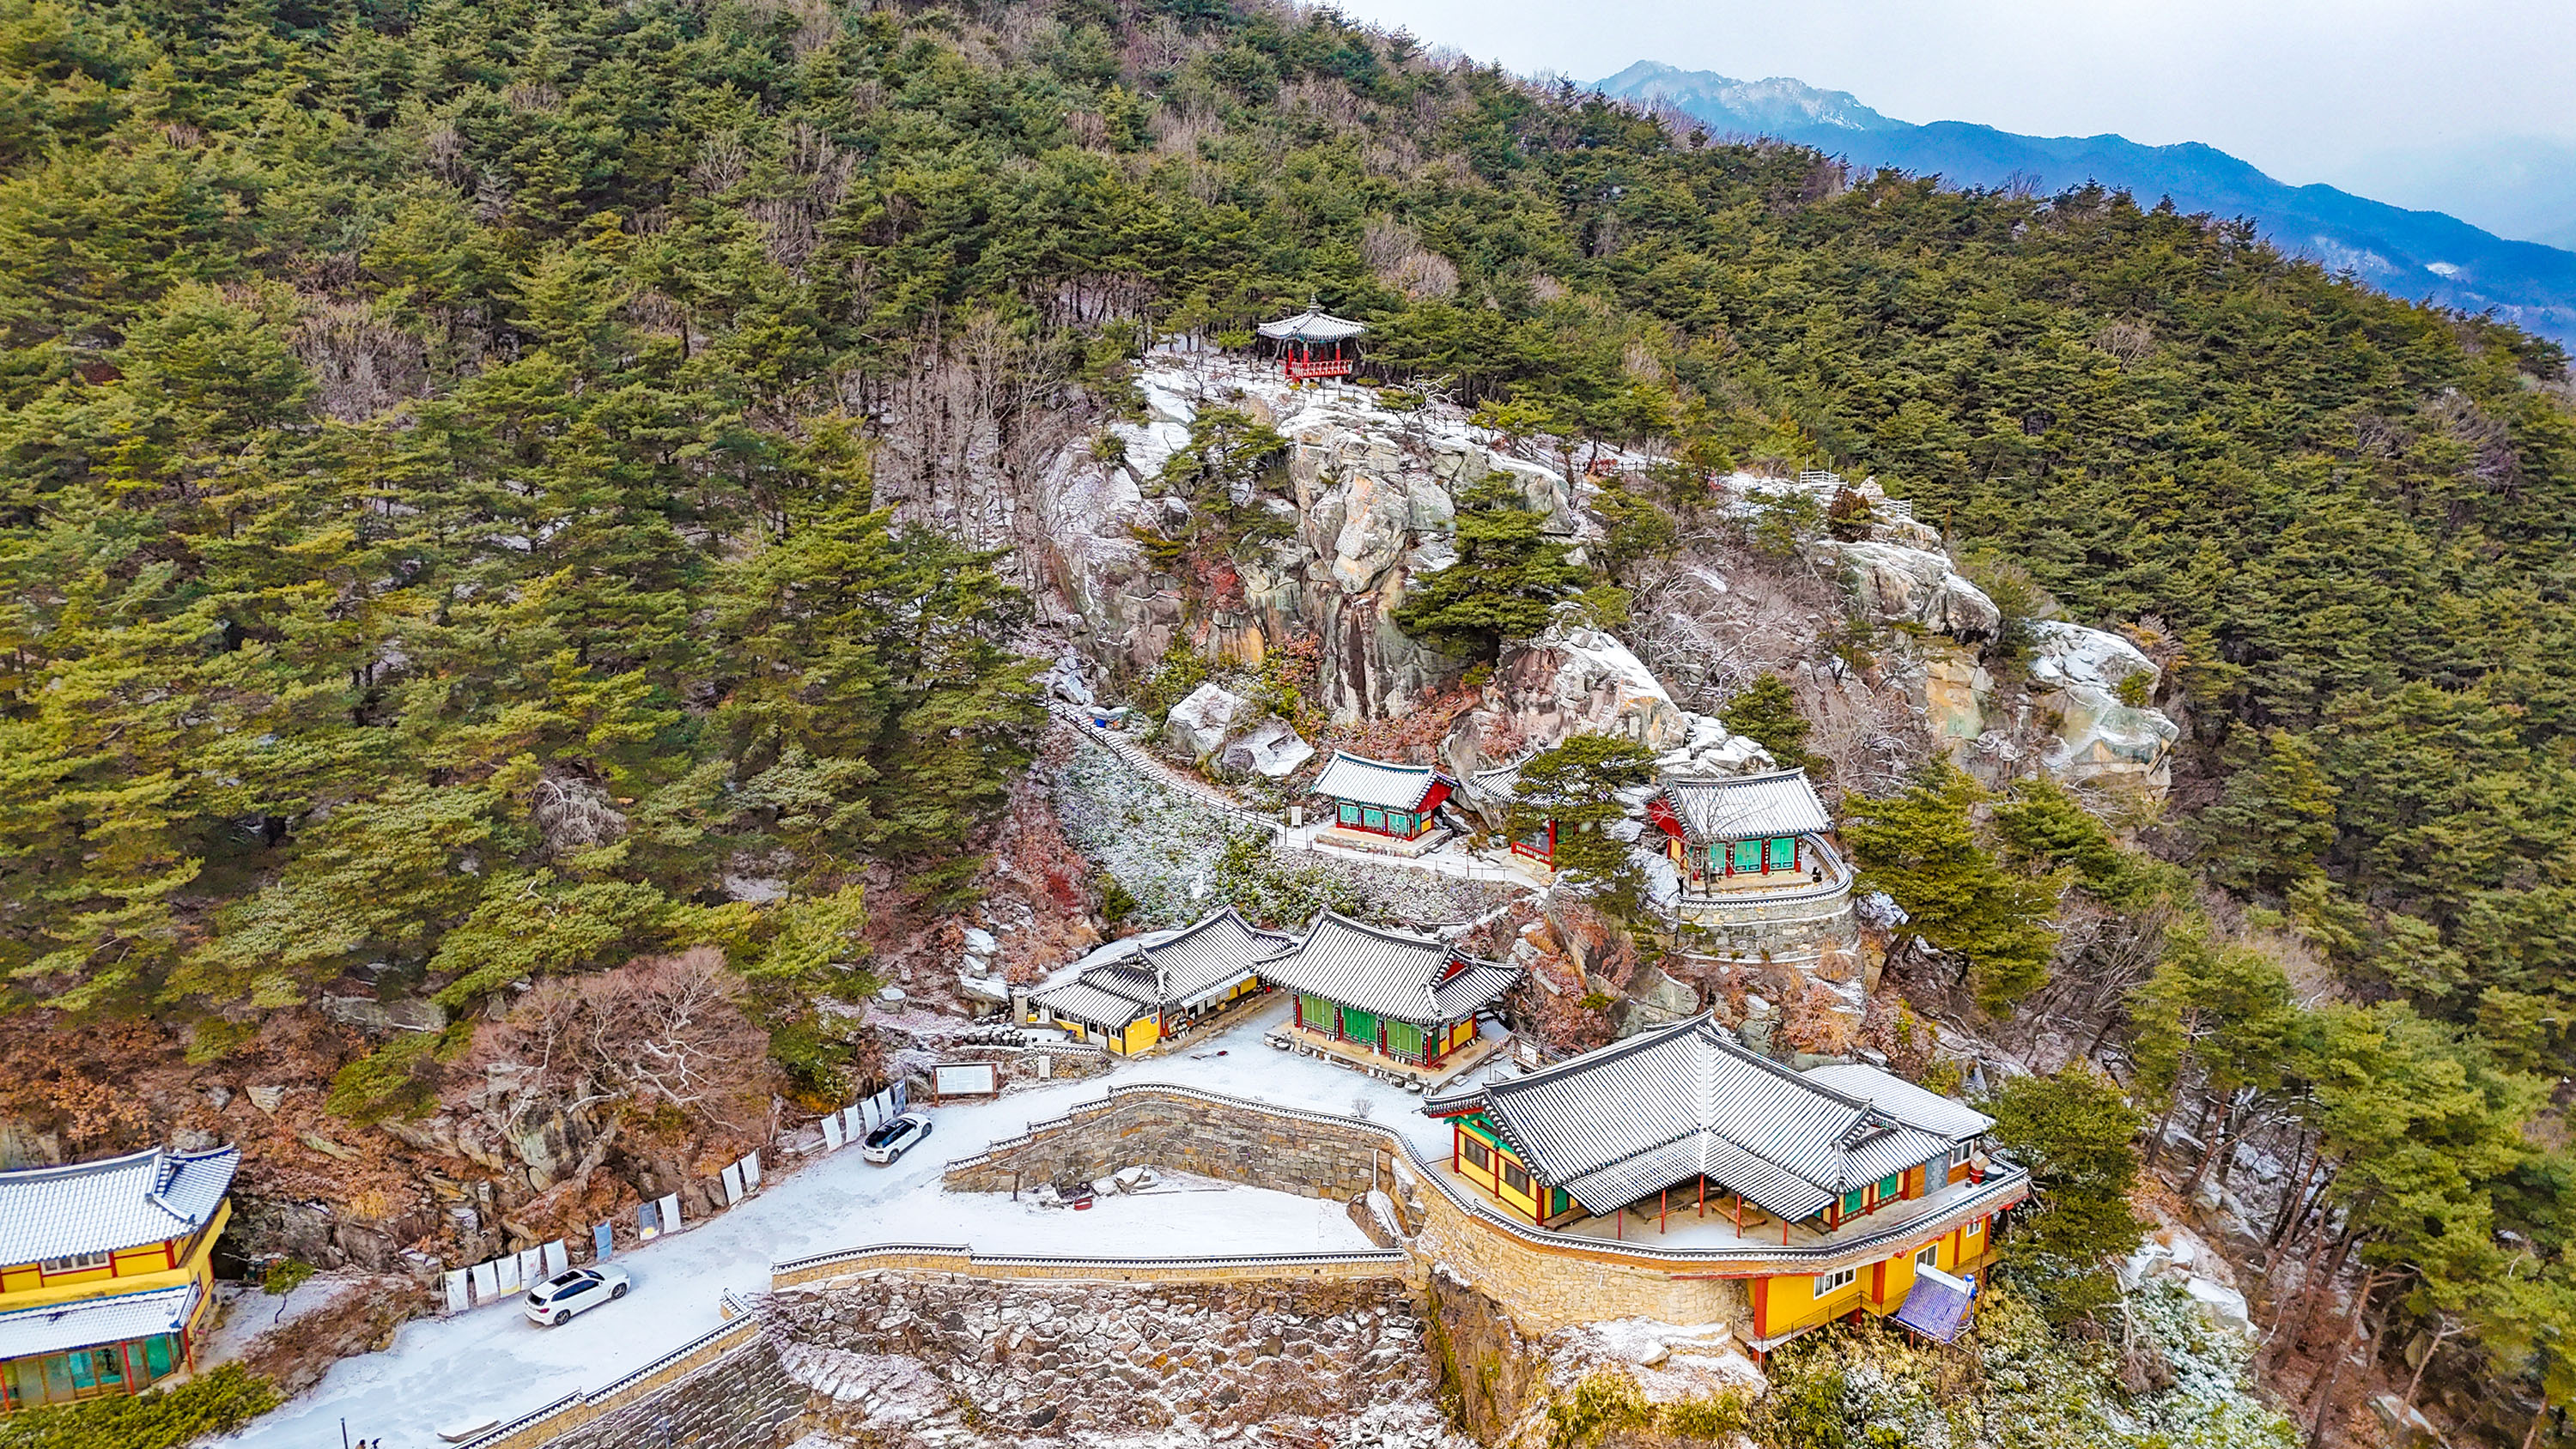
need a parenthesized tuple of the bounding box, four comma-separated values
(1385, 1019, 1426, 1060)
(1340, 1007, 1379, 1047)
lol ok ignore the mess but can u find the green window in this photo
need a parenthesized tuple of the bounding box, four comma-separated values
(1769, 836, 1796, 869)
(1732, 839, 1762, 871)
(1385, 1019, 1426, 1059)
(1843, 1187, 1866, 1214)
(1338, 802, 1360, 824)
(1297, 993, 1336, 1030)
(1879, 1173, 1901, 1199)
(1362, 807, 1385, 830)
(141, 1335, 174, 1379)
(1391, 812, 1414, 834)
(1340, 1007, 1379, 1046)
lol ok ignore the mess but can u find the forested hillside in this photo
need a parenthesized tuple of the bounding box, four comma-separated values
(3, 0, 2574, 1440)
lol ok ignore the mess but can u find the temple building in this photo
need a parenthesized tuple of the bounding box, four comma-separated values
(0, 1145, 237, 1410)
(1309, 752, 1456, 851)
(1019, 907, 1295, 1056)
(1424, 1016, 2020, 1351)
(1648, 768, 1838, 898)
(1255, 308, 1366, 382)
(1257, 912, 1519, 1077)
(1465, 756, 1553, 866)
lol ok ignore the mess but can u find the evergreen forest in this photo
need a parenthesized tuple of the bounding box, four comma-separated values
(3, 0, 2574, 1440)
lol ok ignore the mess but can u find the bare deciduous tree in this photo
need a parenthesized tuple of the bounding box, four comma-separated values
(482, 949, 771, 1131)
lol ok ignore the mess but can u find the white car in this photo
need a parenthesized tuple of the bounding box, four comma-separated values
(863, 1112, 933, 1164)
(524, 1264, 629, 1326)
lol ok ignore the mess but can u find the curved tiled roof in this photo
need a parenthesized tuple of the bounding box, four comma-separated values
(1430, 1017, 1965, 1222)
(1031, 906, 1295, 1028)
(1800, 1064, 1996, 1139)
(0, 1145, 239, 1267)
(1657, 768, 1831, 842)
(0, 1282, 199, 1360)
(1256, 309, 1368, 343)
(1255, 912, 1518, 1027)
(1309, 752, 1455, 811)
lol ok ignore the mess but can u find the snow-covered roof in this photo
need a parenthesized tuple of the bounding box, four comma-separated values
(1467, 757, 1528, 803)
(0, 1282, 199, 1360)
(1798, 1064, 1995, 1140)
(0, 1145, 238, 1267)
(1257, 310, 1368, 343)
(1030, 979, 1151, 1032)
(1031, 908, 1296, 1028)
(1425, 1016, 1959, 1222)
(1310, 752, 1454, 811)
(1255, 912, 1518, 1027)
(1656, 768, 1831, 842)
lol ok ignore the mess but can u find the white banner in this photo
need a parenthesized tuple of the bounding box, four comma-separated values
(658, 1191, 682, 1233)
(471, 1260, 499, 1302)
(841, 1103, 865, 1139)
(822, 1115, 845, 1150)
(493, 1254, 520, 1294)
(443, 1269, 470, 1314)
(740, 1152, 761, 1191)
(515, 1246, 546, 1288)
(720, 1162, 744, 1205)
(542, 1239, 569, 1276)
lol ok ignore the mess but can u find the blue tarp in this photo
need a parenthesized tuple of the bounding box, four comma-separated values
(1891, 1264, 1975, 1343)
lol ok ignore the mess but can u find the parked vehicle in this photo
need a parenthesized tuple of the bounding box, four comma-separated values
(524, 1264, 630, 1326)
(863, 1112, 933, 1164)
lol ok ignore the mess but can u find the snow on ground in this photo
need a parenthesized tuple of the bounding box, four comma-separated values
(220, 997, 1450, 1449)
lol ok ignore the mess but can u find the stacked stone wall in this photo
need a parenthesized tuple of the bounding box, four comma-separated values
(474, 1326, 805, 1449)
(769, 1270, 1457, 1447)
(942, 1091, 1406, 1207)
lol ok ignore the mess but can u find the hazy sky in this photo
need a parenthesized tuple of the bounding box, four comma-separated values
(1334, 0, 2576, 194)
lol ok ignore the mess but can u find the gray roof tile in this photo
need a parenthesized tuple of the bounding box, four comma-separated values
(0, 1146, 239, 1267)
(1444, 1016, 1959, 1221)
(1309, 752, 1454, 811)
(1256, 912, 1518, 1026)
(0, 1282, 199, 1359)
(1659, 768, 1832, 842)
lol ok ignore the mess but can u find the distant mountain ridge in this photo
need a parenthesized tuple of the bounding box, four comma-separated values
(1597, 61, 2576, 346)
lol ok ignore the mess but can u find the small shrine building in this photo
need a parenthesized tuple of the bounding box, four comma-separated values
(1424, 1016, 2020, 1350)
(1258, 912, 1519, 1072)
(0, 1145, 237, 1410)
(1257, 309, 1366, 382)
(1021, 906, 1295, 1056)
(1310, 751, 1455, 842)
(1648, 767, 1834, 896)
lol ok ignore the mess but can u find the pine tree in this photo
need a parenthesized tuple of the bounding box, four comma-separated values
(1717, 673, 1820, 775)
(1391, 472, 1587, 659)
(1506, 734, 1658, 906)
(1985, 1065, 2148, 1326)
(1841, 759, 2061, 1015)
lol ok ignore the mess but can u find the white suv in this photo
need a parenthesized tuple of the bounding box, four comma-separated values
(863, 1113, 933, 1164)
(524, 1264, 630, 1326)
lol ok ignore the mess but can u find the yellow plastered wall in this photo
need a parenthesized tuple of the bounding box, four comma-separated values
(1758, 1265, 1866, 1339)
(1121, 1017, 1160, 1055)
(1455, 1119, 1545, 1223)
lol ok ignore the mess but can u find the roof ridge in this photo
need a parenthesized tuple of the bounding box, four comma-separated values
(0, 1144, 165, 1183)
(1485, 1011, 1718, 1095)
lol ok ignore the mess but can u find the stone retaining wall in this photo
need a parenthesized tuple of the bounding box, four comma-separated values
(942, 1091, 1405, 1205)
(769, 1270, 1454, 1446)
(467, 1319, 802, 1449)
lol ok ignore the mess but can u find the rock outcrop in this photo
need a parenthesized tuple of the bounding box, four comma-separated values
(1814, 539, 2002, 640)
(1043, 350, 1636, 724)
(1445, 627, 1771, 784)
